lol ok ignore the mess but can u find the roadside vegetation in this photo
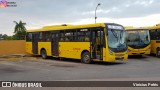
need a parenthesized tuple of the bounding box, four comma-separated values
(0, 20, 26, 40)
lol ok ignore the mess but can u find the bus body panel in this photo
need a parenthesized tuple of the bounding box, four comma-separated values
(104, 52, 128, 62)
(150, 40, 157, 54)
(26, 42, 32, 54)
(156, 41, 160, 49)
(38, 42, 52, 56)
(103, 36, 128, 62)
(128, 45, 151, 55)
(153, 40, 160, 54)
(149, 24, 160, 55)
(59, 42, 90, 59)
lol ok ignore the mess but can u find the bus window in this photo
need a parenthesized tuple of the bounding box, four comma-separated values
(26, 33, 32, 42)
(60, 31, 64, 41)
(65, 31, 73, 41)
(45, 32, 51, 41)
(39, 32, 43, 41)
(77, 29, 90, 42)
(157, 29, 160, 40)
(150, 30, 157, 40)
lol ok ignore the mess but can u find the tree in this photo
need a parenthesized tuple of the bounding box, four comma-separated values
(0, 34, 4, 40)
(0, 34, 11, 40)
(13, 20, 26, 40)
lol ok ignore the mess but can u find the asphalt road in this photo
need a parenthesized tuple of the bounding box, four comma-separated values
(0, 55, 160, 81)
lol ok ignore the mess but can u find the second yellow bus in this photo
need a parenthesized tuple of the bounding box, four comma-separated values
(149, 24, 160, 57)
(126, 28, 151, 56)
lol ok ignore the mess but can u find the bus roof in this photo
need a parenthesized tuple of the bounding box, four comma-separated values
(126, 27, 149, 31)
(27, 23, 106, 32)
(124, 26, 133, 29)
(149, 24, 160, 30)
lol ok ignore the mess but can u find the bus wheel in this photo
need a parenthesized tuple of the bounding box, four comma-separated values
(81, 52, 91, 64)
(156, 48, 160, 58)
(41, 49, 47, 59)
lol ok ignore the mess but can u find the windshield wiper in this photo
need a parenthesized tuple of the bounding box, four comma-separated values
(117, 31, 126, 48)
(111, 29, 118, 41)
(138, 32, 146, 45)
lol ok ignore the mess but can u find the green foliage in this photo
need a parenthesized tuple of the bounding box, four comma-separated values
(12, 30, 26, 40)
(0, 34, 14, 40)
(13, 20, 27, 40)
(0, 34, 6, 40)
(0, 20, 27, 40)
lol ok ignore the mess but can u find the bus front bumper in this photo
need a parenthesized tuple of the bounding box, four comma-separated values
(128, 49, 150, 55)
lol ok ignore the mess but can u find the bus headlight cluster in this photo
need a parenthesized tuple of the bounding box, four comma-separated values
(147, 47, 151, 51)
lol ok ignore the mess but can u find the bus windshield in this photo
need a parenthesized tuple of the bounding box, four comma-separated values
(108, 29, 127, 52)
(127, 29, 150, 49)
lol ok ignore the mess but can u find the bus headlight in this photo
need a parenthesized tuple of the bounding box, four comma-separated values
(109, 49, 113, 55)
(147, 47, 151, 51)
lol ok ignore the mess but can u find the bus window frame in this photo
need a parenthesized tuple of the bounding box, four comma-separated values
(26, 32, 33, 42)
(150, 29, 157, 40)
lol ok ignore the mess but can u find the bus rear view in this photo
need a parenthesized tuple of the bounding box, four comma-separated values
(126, 28, 151, 56)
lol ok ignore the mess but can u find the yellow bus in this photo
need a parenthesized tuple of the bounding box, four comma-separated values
(149, 24, 160, 57)
(26, 23, 128, 64)
(126, 28, 151, 56)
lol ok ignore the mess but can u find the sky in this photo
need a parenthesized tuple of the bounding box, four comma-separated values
(0, 0, 160, 35)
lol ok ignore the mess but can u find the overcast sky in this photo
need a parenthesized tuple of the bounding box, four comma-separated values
(1, 0, 160, 35)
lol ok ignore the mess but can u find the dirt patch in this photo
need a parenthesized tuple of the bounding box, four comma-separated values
(0, 54, 38, 61)
(0, 67, 25, 73)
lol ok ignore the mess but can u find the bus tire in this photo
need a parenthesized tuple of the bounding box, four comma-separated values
(81, 52, 91, 64)
(41, 49, 47, 59)
(156, 48, 160, 58)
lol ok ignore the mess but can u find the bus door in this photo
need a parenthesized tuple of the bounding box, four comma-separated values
(51, 31, 59, 56)
(32, 32, 39, 54)
(91, 28, 104, 60)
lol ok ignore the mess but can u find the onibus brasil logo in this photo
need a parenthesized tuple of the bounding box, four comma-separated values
(0, 0, 7, 7)
(0, 0, 17, 8)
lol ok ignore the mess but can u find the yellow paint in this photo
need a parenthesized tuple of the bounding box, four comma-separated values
(128, 45, 151, 55)
(126, 28, 151, 56)
(27, 23, 105, 32)
(150, 40, 160, 54)
(38, 42, 52, 56)
(150, 40, 157, 54)
(149, 24, 160, 54)
(59, 42, 90, 59)
(103, 48, 128, 62)
(0, 40, 26, 56)
(26, 42, 32, 54)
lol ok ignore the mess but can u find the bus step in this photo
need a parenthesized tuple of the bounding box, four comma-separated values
(96, 55, 101, 59)
(52, 56, 59, 58)
(92, 59, 102, 61)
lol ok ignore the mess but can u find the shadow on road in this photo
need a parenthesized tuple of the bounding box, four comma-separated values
(47, 57, 125, 66)
(91, 61, 125, 66)
(128, 55, 147, 59)
(127, 55, 157, 62)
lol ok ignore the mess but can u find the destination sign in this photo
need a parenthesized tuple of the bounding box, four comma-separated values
(108, 25, 124, 30)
